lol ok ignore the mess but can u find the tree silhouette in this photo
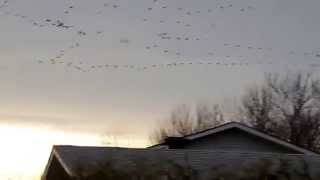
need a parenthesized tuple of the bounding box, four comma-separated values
(240, 72, 320, 151)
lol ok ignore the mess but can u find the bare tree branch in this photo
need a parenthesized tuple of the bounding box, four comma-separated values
(151, 104, 224, 144)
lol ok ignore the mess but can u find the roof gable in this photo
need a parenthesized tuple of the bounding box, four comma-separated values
(151, 122, 317, 155)
(42, 146, 76, 179)
(189, 122, 317, 155)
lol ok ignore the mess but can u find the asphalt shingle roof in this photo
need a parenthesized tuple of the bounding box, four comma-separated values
(47, 145, 320, 179)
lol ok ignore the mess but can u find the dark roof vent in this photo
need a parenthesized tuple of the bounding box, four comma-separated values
(164, 137, 189, 149)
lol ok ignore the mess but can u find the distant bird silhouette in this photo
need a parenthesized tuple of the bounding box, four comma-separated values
(4, 0, 308, 72)
(77, 30, 87, 36)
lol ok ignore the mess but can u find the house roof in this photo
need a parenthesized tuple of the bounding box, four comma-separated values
(149, 122, 317, 155)
(42, 145, 320, 179)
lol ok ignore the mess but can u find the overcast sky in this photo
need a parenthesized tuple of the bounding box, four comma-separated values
(1, 0, 320, 138)
(1, 0, 320, 178)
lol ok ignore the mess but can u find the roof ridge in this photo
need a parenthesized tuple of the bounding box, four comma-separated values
(53, 145, 319, 157)
(182, 121, 240, 138)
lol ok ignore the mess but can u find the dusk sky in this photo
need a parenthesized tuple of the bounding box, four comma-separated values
(1, 0, 320, 179)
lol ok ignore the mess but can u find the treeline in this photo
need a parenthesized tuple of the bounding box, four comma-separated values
(151, 72, 320, 152)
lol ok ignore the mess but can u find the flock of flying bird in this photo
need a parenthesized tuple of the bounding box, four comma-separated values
(1, 0, 320, 72)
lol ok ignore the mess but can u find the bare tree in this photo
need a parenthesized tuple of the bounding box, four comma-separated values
(194, 104, 224, 132)
(241, 72, 320, 151)
(151, 104, 224, 143)
(240, 84, 275, 133)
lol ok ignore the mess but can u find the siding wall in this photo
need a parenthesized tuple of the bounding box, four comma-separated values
(181, 129, 300, 154)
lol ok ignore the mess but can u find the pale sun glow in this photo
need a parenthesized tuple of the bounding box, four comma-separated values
(0, 124, 102, 180)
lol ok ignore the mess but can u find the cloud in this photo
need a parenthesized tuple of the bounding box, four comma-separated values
(0, 113, 148, 139)
(0, 114, 97, 133)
